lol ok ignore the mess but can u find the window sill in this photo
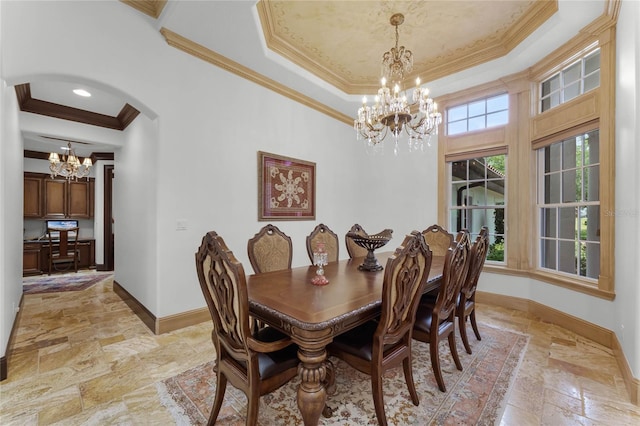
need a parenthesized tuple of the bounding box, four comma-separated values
(480, 264, 615, 300)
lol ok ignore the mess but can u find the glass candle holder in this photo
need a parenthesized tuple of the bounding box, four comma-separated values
(311, 242, 329, 286)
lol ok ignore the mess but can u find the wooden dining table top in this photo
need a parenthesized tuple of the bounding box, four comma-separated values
(247, 251, 445, 328)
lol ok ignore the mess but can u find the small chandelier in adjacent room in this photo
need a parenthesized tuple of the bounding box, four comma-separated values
(354, 13, 442, 154)
(48, 142, 92, 181)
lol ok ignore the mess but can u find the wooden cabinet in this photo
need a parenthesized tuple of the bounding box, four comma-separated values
(22, 239, 96, 276)
(23, 243, 42, 275)
(24, 173, 94, 219)
(24, 173, 44, 218)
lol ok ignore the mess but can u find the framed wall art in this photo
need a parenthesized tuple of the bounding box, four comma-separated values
(258, 151, 316, 221)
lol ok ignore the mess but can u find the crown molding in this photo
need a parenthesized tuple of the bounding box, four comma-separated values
(159, 27, 353, 126)
(120, 0, 167, 19)
(15, 83, 140, 131)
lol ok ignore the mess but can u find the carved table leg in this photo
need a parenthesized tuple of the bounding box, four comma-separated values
(297, 347, 328, 426)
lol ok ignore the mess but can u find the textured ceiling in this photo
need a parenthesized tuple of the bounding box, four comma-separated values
(258, 0, 553, 94)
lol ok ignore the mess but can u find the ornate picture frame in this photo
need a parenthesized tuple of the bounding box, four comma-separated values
(258, 151, 316, 221)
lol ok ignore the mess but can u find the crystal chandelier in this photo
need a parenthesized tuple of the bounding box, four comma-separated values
(354, 13, 442, 154)
(48, 142, 92, 181)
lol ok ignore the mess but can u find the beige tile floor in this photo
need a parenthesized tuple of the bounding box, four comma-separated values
(1, 272, 639, 425)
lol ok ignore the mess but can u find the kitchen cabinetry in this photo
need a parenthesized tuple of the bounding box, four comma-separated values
(23, 242, 42, 275)
(24, 173, 44, 218)
(22, 239, 95, 276)
(23, 173, 94, 219)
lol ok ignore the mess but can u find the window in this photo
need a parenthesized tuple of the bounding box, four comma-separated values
(540, 48, 600, 112)
(537, 130, 600, 280)
(447, 93, 509, 136)
(449, 155, 506, 262)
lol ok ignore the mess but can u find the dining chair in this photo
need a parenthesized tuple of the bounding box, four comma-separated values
(345, 223, 369, 259)
(195, 231, 300, 426)
(46, 226, 80, 275)
(421, 224, 454, 256)
(306, 223, 339, 263)
(247, 224, 293, 274)
(328, 231, 433, 426)
(412, 230, 469, 392)
(457, 227, 489, 354)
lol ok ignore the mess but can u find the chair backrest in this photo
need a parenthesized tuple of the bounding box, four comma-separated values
(47, 226, 79, 258)
(345, 224, 369, 258)
(247, 224, 293, 273)
(196, 231, 252, 361)
(306, 223, 339, 263)
(432, 231, 469, 320)
(376, 231, 433, 345)
(462, 227, 489, 298)
(421, 224, 454, 257)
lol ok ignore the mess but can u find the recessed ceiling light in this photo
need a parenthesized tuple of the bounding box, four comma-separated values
(73, 89, 91, 97)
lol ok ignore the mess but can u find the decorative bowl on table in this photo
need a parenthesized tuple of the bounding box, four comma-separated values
(346, 228, 393, 271)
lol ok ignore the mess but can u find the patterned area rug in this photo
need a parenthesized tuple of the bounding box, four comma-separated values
(157, 324, 528, 425)
(22, 273, 113, 294)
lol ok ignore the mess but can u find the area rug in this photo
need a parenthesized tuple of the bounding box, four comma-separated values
(22, 273, 112, 294)
(157, 324, 528, 425)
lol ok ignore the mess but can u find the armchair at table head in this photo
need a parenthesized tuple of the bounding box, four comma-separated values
(421, 224, 454, 257)
(413, 231, 470, 392)
(306, 223, 339, 264)
(345, 223, 369, 259)
(195, 230, 299, 426)
(457, 226, 489, 354)
(247, 224, 293, 274)
(46, 226, 80, 275)
(328, 231, 433, 426)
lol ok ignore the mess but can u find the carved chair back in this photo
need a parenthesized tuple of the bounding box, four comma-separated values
(306, 223, 339, 263)
(345, 223, 369, 258)
(421, 224, 454, 257)
(247, 224, 293, 273)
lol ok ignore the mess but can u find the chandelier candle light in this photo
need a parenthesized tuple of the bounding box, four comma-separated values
(354, 13, 442, 154)
(48, 142, 93, 181)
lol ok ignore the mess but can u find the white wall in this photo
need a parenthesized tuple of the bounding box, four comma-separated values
(1, 0, 638, 378)
(612, 0, 640, 376)
(0, 64, 26, 367)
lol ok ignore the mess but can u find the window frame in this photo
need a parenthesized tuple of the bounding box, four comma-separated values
(435, 26, 616, 300)
(446, 93, 509, 136)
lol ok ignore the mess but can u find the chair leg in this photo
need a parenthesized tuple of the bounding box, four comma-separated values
(371, 372, 388, 426)
(448, 331, 463, 371)
(458, 313, 472, 355)
(402, 357, 419, 406)
(470, 309, 482, 341)
(430, 338, 446, 392)
(208, 372, 227, 426)
(246, 380, 261, 426)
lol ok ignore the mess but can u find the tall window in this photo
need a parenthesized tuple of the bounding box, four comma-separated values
(450, 155, 506, 262)
(540, 48, 600, 112)
(447, 93, 509, 136)
(537, 130, 600, 280)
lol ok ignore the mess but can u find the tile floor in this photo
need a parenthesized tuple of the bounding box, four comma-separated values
(1, 272, 639, 425)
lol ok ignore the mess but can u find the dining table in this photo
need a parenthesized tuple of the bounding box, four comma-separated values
(247, 251, 445, 426)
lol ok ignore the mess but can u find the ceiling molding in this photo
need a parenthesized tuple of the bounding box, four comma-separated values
(257, 0, 558, 95)
(15, 83, 140, 131)
(120, 0, 167, 19)
(24, 149, 114, 163)
(159, 27, 353, 126)
(502, 1, 559, 52)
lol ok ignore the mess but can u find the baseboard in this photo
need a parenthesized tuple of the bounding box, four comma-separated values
(0, 356, 6, 381)
(112, 280, 210, 335)
(477, 290, 639, 405)
(157, 308, 210, 334)
(113, 280, 157, 333)
(612, 332, 640, 405)
(1, 293, 25, 382)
